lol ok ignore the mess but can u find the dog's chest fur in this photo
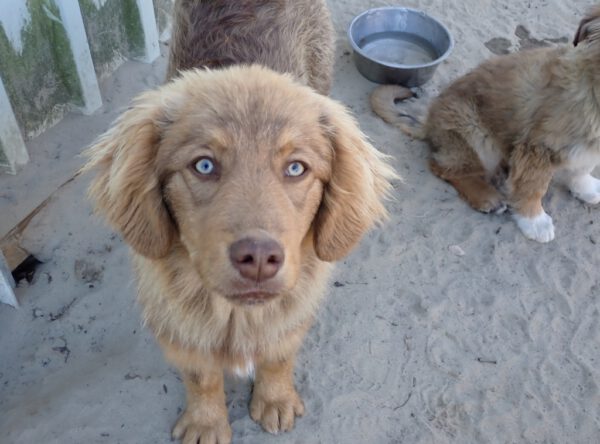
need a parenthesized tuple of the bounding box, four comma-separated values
(133, 252, 332, 366)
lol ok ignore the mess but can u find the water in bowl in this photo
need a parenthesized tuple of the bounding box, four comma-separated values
(358, 31, 439, 66)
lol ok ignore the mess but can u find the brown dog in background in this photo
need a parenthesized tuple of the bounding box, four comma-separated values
(372, 6, 600, 243)
(83, 1, 397, 442)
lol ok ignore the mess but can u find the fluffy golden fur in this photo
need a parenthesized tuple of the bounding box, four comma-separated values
(83, 1, 397, 442)
(371, 6, 600, 243)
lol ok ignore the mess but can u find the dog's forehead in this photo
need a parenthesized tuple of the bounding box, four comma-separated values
(158, 68, 333, 161)
(175, 92, 326, 147)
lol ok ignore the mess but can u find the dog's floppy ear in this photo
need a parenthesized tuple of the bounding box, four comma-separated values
(574, 6, 600, 46)
(82, 88, 181, 259)
(313, 98, 399, 262)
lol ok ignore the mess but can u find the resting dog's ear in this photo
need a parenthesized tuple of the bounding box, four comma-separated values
(313, 98, 399, 262)
(574, 6, 600, 46)
(82, 88, 181, 259)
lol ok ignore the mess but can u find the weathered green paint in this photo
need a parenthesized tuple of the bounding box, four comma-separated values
(0, 0, 162, 154)
(79, 0, 145, 77)
(45, 1, 84, 105)
(0, 0, 82, 138)
(79, 0, 126, 77)
(0, 140, 8, 167)
(123, 0, 145, 57)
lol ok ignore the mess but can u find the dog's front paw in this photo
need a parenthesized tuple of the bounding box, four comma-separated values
(570, 174, 600, 204)
(172, 405, 232, 444)
(513, 211, 555, 243)
(250, 386, 305, 434)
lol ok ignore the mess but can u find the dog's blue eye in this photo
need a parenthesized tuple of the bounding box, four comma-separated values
(195, 158, 214, 175)
(285, 161, 306, 177)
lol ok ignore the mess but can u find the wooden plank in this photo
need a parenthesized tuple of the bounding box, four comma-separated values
(0, 237, 29, 271)
(0, 174, 78, 270)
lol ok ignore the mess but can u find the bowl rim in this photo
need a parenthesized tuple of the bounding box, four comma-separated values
(347, 6, 454, 70)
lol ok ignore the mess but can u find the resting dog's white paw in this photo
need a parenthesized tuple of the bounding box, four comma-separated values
(513, 211, 555, 243)
(569, 174, 600, 204)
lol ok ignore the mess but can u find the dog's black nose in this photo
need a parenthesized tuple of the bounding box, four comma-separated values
(229, 237, 284, 282)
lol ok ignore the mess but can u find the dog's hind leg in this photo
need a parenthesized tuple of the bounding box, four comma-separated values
(429, 131, 506, 214)
(564, 172, 600, 204)
(555, 153, 600, 204)
(430, 160, 507, 214)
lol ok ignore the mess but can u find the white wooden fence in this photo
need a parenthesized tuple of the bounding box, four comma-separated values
(0, 0, 173, 305)
(0, 0, 171, 174)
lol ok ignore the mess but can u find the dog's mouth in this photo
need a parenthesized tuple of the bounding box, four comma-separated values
(225, 290, 279, 305)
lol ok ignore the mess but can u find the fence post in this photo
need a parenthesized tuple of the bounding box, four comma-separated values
(136, 0, 160, 63)
(0, 250, 17, 307)
(0, 76, 28, 174)
(55, 0, 102, 115)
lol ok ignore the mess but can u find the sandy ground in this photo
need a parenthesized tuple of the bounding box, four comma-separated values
(1, 1, 600, 443)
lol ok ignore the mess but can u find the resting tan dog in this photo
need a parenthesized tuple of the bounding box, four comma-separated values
(83, 1, 397, 442)
(372, 6, 600, 243)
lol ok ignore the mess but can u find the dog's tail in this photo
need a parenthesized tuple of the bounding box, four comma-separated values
(370, 85, 427, 140)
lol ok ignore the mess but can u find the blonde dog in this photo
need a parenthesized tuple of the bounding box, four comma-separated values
(83, 1, 397, 442)
(371, 6, 600, 242)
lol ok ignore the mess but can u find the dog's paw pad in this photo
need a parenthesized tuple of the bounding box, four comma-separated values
(478, 200, 508, 215)
(493, 203, 508, 215)
(571, 175, 600, 204)
(250, 390, 305, 434)
(172, 407, 232, 444)
(513, 211, 555, 243)
(471, 190, 506, 215)
(488, 202, 508, 215)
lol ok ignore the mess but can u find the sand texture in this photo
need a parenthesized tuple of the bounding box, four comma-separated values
(1, 1, 599, 443)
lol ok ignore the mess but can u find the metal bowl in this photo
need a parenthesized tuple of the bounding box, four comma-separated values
(348, 7, 454, 87)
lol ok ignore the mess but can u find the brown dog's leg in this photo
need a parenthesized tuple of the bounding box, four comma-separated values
(429, 159, 506, 214)
(172, 364, 232, 444)
(250, 356, 305, 434)
(506, 144, 556, 242)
